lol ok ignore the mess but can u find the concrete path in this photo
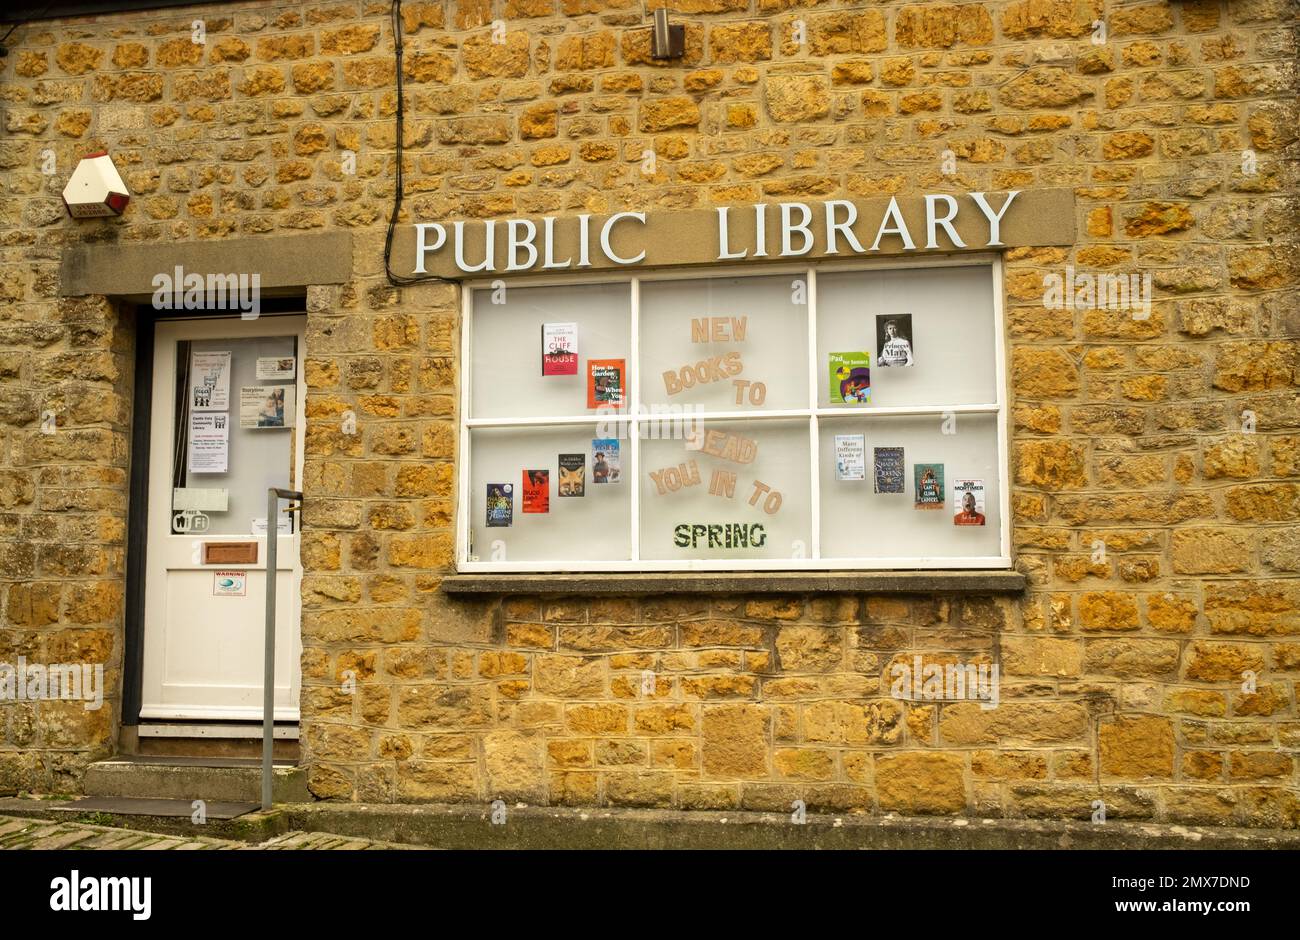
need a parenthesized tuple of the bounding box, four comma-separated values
(0, 815, 417, 850)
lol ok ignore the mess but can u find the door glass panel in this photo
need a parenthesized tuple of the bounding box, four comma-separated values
(171, 334, 299, 535)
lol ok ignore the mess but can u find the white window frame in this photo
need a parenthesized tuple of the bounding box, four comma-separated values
(456, 254, 1011, 572)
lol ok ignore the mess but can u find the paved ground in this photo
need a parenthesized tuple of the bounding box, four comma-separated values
(0, 815, 418, 850)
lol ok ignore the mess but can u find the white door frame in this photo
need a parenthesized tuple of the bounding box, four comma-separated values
(140, 313, 305, 722)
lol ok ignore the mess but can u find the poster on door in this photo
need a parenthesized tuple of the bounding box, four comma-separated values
(256, 356, 296, 381)
(240, 385, 296, 429)
(188, 413, 229, 473)
(191, 351, 231, 411)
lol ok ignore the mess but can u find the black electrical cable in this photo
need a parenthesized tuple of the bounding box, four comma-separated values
(383, 0, 459, 287)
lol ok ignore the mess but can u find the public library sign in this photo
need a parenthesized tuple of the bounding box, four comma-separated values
(402, 189, 1075, 278)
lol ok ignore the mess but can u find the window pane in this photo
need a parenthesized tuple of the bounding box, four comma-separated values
(817, 265, 997, 408)
(639, 418, 811, 561)
(818, 413, 1001, 559)
(470, 282, 631, 419)
(469, 424, 631, 564)
(639, 274, 809, 414)
(174, 334, 298, 535)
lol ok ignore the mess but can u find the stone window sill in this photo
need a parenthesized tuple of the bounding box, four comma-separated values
(440, 571, 1025, 596)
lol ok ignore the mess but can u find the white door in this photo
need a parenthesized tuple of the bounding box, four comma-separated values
(140, 314, 305, 721)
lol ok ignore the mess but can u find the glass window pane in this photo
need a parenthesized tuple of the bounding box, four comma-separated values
(639, 418, 811, 561)
(639, 274, 809, 414)
(470, 282, 631, 419)
(173, 334, 298, 535)
(469, 424, 631, 564)
(817, 265, 997, 408)
(818, 413, 1001, 560)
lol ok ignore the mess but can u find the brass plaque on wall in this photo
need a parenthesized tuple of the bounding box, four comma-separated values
(202, 541, 258, 565)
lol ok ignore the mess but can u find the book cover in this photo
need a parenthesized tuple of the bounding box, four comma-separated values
(828, 352, 871, 404)
(953, 478, 986, 526)
(834, 434, 865, 481)
(591, 438, 621, 484)
(558, 453, 585, 497)
(914, 463, 945, 509)
(542, 322, 578, 376)
(522, 469, 550, 513)
(587, 359, 626, 408)
(876, 313, 915, 367)
(485, 483, 513, 527)
(873, 446, 905, 493)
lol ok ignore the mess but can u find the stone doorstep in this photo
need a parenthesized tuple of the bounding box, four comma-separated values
(84, 759, 311, 804)
(277, 803, 1300, 851)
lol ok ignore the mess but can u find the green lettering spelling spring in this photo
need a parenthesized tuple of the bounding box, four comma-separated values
(673, 523, 767, 549)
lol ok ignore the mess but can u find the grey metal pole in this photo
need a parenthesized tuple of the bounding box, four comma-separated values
(262, 488, 278, 812)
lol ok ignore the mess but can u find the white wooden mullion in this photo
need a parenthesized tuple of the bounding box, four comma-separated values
(992, 259, 1011, 564)
(806, 266, 820, 561)
(457, 284, 473, 564)
(629, 277, 640, 563)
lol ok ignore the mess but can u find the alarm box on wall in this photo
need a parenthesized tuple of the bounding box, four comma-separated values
(62, 151, 130, 218)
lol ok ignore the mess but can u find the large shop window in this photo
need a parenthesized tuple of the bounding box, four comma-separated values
(458, 259, 1009, 572)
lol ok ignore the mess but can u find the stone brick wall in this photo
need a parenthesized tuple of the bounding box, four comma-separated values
(1, 0, 1296, 825)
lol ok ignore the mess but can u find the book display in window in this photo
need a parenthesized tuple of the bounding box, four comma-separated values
(558, 454, 585, 496)
(828, 352, 871, 404)
(541, 322, 578, 376)
(876, 314, 914, 367)
(587, 358, 626, 409)
(591, 439, 621, 484)
(522, 469, 550, 513)
(873, 446, 905, 494)
(953, 479, 986, 526)
(914, 464, 944, 510)
(485, 484, 513, 527)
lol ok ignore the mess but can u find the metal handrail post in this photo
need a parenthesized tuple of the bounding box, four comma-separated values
(263, 488, 302, 812)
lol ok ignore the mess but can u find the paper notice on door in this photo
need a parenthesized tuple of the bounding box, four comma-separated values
(256, 356, 296, 381)
(173, 487, 229, 511)
(213, 570, 247, 596)
(251, 516, 292, 536)
(191, 351, 231, 411)
(188, 413, 229, 473)
(240, 385, 295, 429)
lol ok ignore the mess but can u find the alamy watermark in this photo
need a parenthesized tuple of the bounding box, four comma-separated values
(595, 402, 704, 441)
(0, 657, 104, 710)
(151, 265, 261, 319)
(890, 655, 1000, 710)
(1042, 266, 1152, 320)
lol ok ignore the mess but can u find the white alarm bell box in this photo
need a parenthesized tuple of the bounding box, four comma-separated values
(62, 151, 130, 218)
